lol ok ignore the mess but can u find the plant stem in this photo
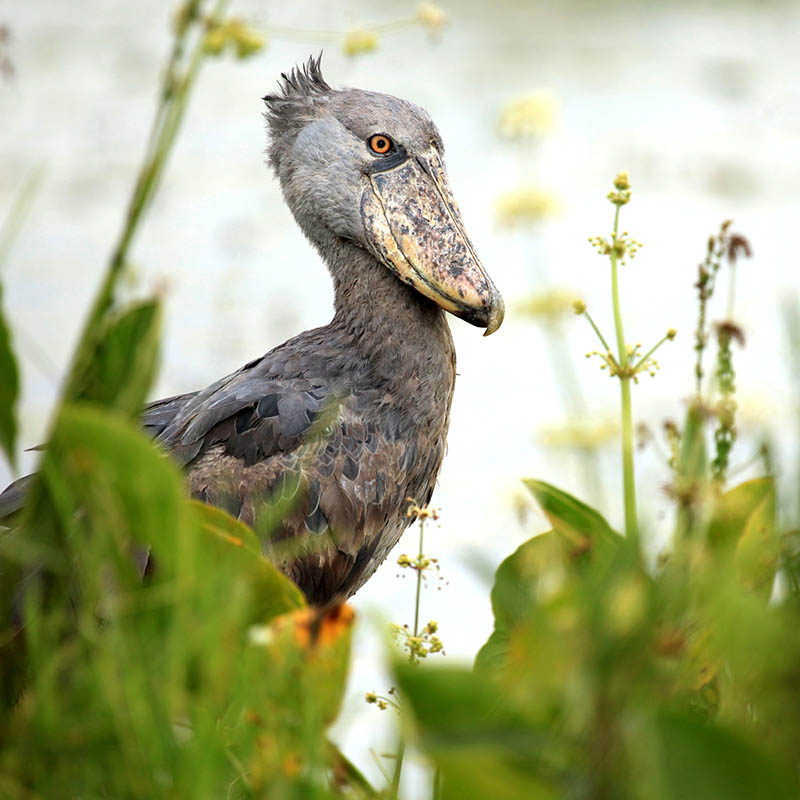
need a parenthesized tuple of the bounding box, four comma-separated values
(0, 167, 43, 272)
(619, 379, 637, 543)
(328, 742, 380, 797)
(62, 0, 228, 405)
(432, 767, 443, 800)
(389, 515, 428, 798)
(632, 334, 670, 373)
(726, 261, 737, 320)
(609, 206, 638, 546)
(413, 517, 426, 638)
(609, 209, 625, 363)
(390, 740, 405, 799)
(583, 309, 612, 355)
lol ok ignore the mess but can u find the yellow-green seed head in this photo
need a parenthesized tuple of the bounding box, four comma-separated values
(417, 2, 447, 32)
(342, 28, 378, 57)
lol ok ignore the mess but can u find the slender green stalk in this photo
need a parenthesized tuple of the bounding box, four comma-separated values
(618, 379, 637, 542)
(584, 308, 612, 354)
(432, 767, 443, 800)
(413, 517, 426, 638)
(390, 516, 427, 798)
(632, 333, 671, 373)
(389, 740, 405, 799)
(391, 516, 425, 798)
(609, 209, 625, 361)
(369, 749, 393, 786)
(726, 261, 737, 320)
(609, 205, 638, 546)
(328, 743, 380, 797)
(0, 167, 43, 271)
(62, 0, 228, 404)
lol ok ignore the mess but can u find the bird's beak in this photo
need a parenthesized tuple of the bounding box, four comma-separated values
(361, 148, 504, 336)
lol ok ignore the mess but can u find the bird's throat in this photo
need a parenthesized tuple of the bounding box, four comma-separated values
(327, 239, 456, 398)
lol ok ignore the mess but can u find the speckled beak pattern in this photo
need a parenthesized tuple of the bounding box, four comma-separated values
(361, 149, 504, 336)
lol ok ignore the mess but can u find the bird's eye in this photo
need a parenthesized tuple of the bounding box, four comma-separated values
(368, 134, 394, 155)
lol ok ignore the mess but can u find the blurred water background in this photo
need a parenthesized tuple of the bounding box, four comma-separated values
(1, 0, 798, 792)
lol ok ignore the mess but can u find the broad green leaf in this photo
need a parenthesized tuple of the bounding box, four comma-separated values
(475, 532, 559, 672)
(192, 498, 264, 555)
(522, 478, 620, 551)
(36, 403, 189, 579)
(80, 299, 162, 416)
(191, 499, 306, 618)
(735, 492, 777, 597)
(652, 711, 796, 799)
(394, 664, 557, 800)
(433, 752, 556, 800)
(708, 477, 773, 549)
(0, 282, 19, 468)
(32, 406, 305, 619)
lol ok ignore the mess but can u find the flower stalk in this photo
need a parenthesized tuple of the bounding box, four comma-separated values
(63, 0, 229, 404)
(608, 199, 639, 547)
(577, 173, 678, 547)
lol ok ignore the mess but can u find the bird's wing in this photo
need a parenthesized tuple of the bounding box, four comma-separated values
(0, 393, 201, 522)
(0, 474, 34, 521)
(155, 356, 337, 469)
(141, 392, 199, 437)
(152, 358, 420, 603)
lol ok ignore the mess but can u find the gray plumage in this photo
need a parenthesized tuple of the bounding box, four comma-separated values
(0, 56, 504, 606)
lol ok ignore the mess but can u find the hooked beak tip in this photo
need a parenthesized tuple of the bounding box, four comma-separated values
(483, 295, 505, 337)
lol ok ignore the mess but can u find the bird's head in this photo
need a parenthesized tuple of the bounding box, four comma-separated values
(263, 56, 504, 336)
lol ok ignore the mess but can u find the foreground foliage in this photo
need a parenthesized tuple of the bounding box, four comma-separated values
(1, 4, 798, 799)
(398, 474, 798, 799)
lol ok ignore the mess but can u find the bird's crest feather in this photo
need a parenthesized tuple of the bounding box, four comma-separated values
(262, 53, 330, 106)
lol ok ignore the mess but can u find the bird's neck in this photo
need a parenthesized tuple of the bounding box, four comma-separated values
(323, 237, 456, 394)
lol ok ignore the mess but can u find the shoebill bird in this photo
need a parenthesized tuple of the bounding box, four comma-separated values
(0, 56, 504, 606)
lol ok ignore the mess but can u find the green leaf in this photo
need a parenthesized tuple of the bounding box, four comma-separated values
(1, 403, 193, 714)
(37, 403, 190, 577)
(191, 498, 264, 555)
(80, 299, 162, 415)
(708, 477, 773, 548)
(475, 532, 559, 672)
(191, 500, 306, 619)
(477, 483, 625, 674)
(23, 406, 305, 619)
(735, 491, 777, 597)
(394, 664, 557, 800)
(522, 478, 620, 551)
(0, 282, 19, 468)
(652, 711, 796, 799)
